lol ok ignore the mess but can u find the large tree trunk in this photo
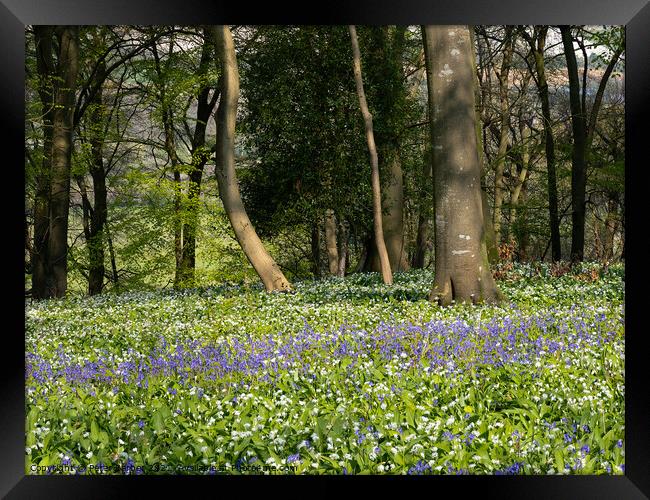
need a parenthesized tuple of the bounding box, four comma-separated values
(47, 26, 79, 298)
(210, 25, 291, 292)
(481, 188, 499, 263)
(349, 25, 393, 285)
(492, 27, 515, 244)
(324, 209, 339, 275)
(530, 28, 561, 262)
(423, 25, 501, 305)
(32, 27, 56, 300)
(382, 153, 409, 271)
(560, 26, 587, 263)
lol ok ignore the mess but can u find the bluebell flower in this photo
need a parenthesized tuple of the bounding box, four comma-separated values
(287, 453, 300, 464)
(495, 462, 523, 475)
(407, 460, 432, 475)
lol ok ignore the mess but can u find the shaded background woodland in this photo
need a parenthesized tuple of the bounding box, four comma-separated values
(24, 25, 625, 296)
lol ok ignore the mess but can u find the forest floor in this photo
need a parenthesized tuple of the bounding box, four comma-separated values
(25, 262, 625, 475)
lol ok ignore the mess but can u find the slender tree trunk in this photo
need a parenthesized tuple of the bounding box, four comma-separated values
(172, 170, 183, 287)
(105, 221, 119, 288)
(619, 206, 625, 261)
(374, 28, 409, 273)
(530, 28, 561, 261)
(509, 122, 531, 249)
(561, 26, 587, 263)
(32, 27, 56, 299)
(517, 178, 530, 260)
(563, 28, 622, 263)
(76, 175, 92, 247)
(585, 45, 624, 154)
(87, 59, 108, 296)
(48, 26, 79, 298)
(311, 220, 321, 278)
(210, 25, 291, 292)
(179, 34, 216, 287)
(493, 27, 515, 244)
(324, 209, 339, 275)
(152, 40, 186, 288)
(423, 25, 501, 305)
(349, 25, 393, 285)
(603, 193, 618, 261)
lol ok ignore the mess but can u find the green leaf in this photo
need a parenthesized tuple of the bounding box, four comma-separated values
(554, 450, 565, 472)
(90, 419, 100, 443)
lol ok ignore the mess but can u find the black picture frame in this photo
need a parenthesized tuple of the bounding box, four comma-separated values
(2, 0, 648, 497)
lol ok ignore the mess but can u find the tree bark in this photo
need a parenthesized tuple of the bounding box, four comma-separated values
(382, 153, 409, 271)
(509, 120, 531, 254)
(105, 221, 119, 288)
(423, 25, 501, 305)
(47, 26, 79, 298)
(349, 25, 393, 285)
(210, 25, 291, 292)
(560, 26, 587, 263)
(86, 57, 108, 296)
(324, 209, 339, 275)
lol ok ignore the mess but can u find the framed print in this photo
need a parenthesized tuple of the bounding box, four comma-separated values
(2, 0, 648, 497)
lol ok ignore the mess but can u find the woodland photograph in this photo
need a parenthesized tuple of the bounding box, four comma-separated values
(24, 24, 625, 475)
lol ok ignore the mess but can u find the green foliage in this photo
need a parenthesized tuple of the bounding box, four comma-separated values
(239, 26, 372, 236)
(26, 264, 624, 475)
